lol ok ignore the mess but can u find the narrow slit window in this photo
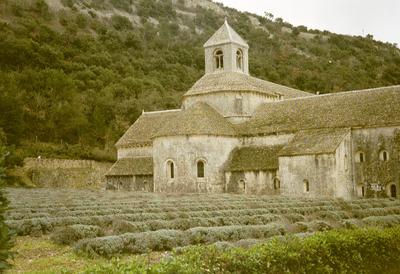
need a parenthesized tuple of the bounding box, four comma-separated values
(197, 160, 205, 178)
(170, 162, 174, 178)
(379, 150, 389, 162)
(167, 161, 175, 179)
(273, 178, 280, 190)
(303, 179, 310, 192)
(236, 49, 243, 70)
(356, 151, 365, 163)
(383, 151, 388, 161)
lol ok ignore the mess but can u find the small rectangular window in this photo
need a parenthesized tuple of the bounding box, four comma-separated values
(197, 161, 205, 178)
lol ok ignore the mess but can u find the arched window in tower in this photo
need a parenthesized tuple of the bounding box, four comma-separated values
(214, 49, 224, 70)
(236, 49, 243, 70)
(197, 160, 205, 178)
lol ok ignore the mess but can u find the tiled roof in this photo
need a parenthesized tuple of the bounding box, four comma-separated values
(106, 157, 153, 176)
(226, 145, 283, 172)
(154, 103, 237, 138)
(279, 128, 350, 156)
(238, 85, 400, 136)
(184, 71, 312, 98)
(115, 110, 181, 148)
(204, 20, 248, 48)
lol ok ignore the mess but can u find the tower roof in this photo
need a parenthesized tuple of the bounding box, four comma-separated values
(204, 20, 249, 48)
(184, 71, 312, 98)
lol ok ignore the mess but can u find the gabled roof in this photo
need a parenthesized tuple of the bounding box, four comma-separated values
(184, 71, 312, 98)
(154, 103, 237, 138)
(204, 20, 249, 48)
(115, 110, 181, 148)
(106, 157, 153, 176)
(226, 145, 283, 172)
(238, 85, 400, 136)
(279, 128, 350, 156)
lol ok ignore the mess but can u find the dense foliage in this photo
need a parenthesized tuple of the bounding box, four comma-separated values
(84, 226, 400, 274)
(0, 0, 399, 160)
(0, 140, 12, 270)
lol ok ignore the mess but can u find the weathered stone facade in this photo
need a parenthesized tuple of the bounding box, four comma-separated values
(106, 175, 153, 191)
(352, 127, 400, 198)
(23, 158, 112, 189)
(279, 130, 353, 199)
(107, 21, 400, 199)
(153, 136, 239, 193)
(225, 170, 279, 195)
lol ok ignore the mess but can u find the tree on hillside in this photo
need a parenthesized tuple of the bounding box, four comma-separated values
(0, 130, 12, 271)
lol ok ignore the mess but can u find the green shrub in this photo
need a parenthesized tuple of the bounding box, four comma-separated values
(75, 224, 284, 257)
(111, 219, 146, 234)
(75, 230, 187, 257)
(363, 215, 400, 228)
(292, 222, 309, 232)
(308, 220, 333, 232)
(0, 143, 13, 271)
(283, 213, 305, 223)
(84, 226, 400, 274)
(50, 224, 103, 245)
(111, 15, 132, 30)
(187, 224, 284, 245)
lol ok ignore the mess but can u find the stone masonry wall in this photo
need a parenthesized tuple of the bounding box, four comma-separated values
(23, 158, 113, 189)
(153, 135, 239, 193)
(352, 126, 400, 198)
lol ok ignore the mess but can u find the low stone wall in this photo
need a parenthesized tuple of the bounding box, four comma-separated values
(23, 158, 113, 189)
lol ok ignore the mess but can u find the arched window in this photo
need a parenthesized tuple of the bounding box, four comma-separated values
(356, 151, 365, 163)
(166, 160, 175, 179)
(236, 49, 243, 70)
(303, 179, 310, 193)
(379, 150, 389, 162)
(214, 49, 224, 70)
(238, 179, 246, 193)
(197, 160, 205, 178)
(273, 178, 280, 190)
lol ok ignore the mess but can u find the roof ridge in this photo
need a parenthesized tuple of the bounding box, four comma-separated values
(185, 71, 311, 98)
(203, 20, 248, 48)
(265, 84, 400, 105)
(118, 156, 152, 160)
(225, 20, 233, 41)
(143, 109, 181, 115)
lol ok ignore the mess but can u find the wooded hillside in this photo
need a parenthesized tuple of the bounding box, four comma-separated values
(0, 0, 399, 163)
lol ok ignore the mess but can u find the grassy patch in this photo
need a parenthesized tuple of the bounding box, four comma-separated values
(7, 236, 155, 274)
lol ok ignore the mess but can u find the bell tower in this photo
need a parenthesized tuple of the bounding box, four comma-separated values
(204, 20, 249, 75)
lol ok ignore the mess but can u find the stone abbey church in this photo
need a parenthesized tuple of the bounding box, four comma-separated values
(106, 21, 400, 199)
